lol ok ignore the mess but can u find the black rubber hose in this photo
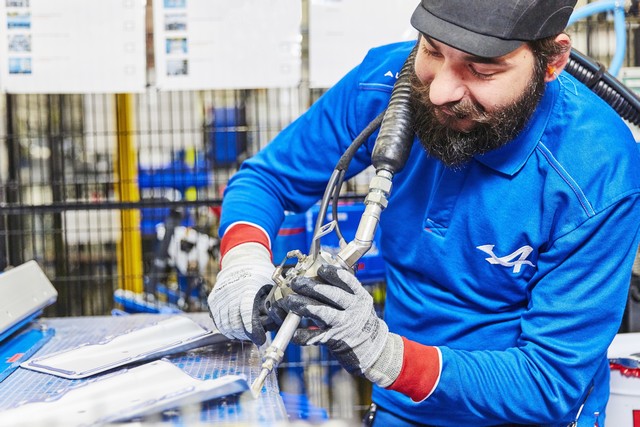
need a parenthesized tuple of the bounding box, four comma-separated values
(326, 45, 418, 244)
(566, 48, 640, 125)
(371, 44, 418, 174)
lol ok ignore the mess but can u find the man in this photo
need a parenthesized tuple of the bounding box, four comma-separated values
(208, 0, 640, 425)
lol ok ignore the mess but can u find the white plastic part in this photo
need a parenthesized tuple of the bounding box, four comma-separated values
(21, 315, 226, 378)
(0, 260, 57, 337)
(0, 359, 248, 427)
(606, 332, 640, 427)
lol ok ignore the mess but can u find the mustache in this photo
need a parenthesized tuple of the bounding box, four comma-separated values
(442, 100, 489, 123)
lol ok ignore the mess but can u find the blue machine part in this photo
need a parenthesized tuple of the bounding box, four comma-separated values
(140, 206, 190, 237)
(280, 392, 329, 422)
(0, 311, 41, 343)
(138, 149, 207, 236)
(207, 106, 247, 166)
(272, 211, 308, 267)
(0, 325, 55, 383)
(272, 202, 386, 283)
(154, 280, 202, 307)
(138, 149, 211, 192)
(113, 289, 182, 315)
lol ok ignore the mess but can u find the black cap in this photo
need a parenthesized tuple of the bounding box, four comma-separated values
(411, 0, 577, 58)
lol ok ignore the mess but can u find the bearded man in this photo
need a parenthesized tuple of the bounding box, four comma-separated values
(208, 1, 640, 425)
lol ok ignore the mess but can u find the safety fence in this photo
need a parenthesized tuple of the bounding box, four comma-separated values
(0, 1, 637, 317)
(0, 88, 313, 315)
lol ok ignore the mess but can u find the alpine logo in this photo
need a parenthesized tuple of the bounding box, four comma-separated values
(476, 244, 536, 274)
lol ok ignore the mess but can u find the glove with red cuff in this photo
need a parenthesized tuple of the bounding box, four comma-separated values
(283, 264, 442, 399)
(207, 224, 278, 346)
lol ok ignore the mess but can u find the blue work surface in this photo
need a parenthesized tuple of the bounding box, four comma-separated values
(0, 325, 54, 383)
(0, 313, 287, 425)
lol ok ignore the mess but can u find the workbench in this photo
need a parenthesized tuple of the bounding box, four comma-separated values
(0, 312, 288, 425)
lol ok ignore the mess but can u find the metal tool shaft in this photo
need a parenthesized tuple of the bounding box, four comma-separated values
(250, 312, 301, 396)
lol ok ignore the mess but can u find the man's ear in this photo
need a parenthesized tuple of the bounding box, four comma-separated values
(544, 33, 572, 83)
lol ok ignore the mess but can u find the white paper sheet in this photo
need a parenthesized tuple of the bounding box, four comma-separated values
(153, 0, 302, 90)
(309, 0, 418, 88)
(0, 0, 146, 94)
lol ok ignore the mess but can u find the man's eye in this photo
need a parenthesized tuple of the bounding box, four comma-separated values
(469, 66, 495, 80)
(422, 47, 442, 58)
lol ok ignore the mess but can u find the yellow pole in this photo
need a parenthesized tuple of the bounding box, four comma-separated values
(115, 93, 144, 293)
(184, 147, 197, 201)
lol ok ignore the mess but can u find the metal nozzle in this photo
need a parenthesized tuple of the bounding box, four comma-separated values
(249, 312, 301, 396)
(250, 367, 270, 397)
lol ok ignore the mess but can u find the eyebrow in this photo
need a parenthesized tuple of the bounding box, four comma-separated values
(423, 35, 505, 65)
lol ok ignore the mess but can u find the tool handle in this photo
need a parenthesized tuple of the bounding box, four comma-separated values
(250, 312, 301, 395)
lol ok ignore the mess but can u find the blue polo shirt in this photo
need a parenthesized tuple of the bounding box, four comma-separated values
(220, 41, 640, 426)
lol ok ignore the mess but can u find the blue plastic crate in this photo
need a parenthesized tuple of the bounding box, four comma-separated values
(207, 107, 247, 165)
(139, 207, 194, 237)
(138, 152, 211, 192)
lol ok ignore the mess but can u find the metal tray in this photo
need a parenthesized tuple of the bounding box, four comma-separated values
(21, 315, 226, 378)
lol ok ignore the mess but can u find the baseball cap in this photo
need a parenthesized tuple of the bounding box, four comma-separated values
(410, 0, 577, 58)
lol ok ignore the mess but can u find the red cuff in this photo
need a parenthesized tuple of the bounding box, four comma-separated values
(220, 223, 271, 259)
(387, 337, 440, 402)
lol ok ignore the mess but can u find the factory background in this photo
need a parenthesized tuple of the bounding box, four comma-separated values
(1, 0, 640, 422)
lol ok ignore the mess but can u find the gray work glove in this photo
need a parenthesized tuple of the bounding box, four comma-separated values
(207, 242, 277, 346)
(283, 264, 403, 386)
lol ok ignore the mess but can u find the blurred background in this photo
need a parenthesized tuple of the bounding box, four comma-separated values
(1, 0, 640, 422)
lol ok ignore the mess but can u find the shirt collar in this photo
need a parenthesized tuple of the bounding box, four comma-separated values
(474, 79, 559, 176)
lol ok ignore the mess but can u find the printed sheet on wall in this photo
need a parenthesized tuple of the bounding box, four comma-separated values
(0, 0, 147, 94)
(153, 0, 302, 90)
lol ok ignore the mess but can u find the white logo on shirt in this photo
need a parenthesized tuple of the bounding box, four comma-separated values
(384, 70, 399, 79)
(476, 244, 536, 273)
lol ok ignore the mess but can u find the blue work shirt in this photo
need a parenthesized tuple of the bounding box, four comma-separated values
(220, 41, 640, 426)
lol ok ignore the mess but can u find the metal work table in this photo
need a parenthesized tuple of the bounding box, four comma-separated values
(0, 312, 287, 425)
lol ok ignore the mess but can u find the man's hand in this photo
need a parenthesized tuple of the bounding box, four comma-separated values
(283, 264, 403, 386)
(207, 242, 277, 346)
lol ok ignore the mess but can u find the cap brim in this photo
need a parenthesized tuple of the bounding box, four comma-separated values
(410, 4, 523, 58)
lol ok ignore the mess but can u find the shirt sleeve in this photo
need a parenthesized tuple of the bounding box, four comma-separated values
(218, 63, 378, 243)
(219, 222, 271, 261)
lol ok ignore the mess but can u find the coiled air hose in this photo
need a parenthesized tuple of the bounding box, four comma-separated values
(566, 48, 640, 125)
(328, 44, 417, 244)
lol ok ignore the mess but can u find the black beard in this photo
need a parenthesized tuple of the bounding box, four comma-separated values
(409, 66, 546, 168)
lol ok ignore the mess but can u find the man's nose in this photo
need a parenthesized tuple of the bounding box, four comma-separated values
(428, 65, 467, 106)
